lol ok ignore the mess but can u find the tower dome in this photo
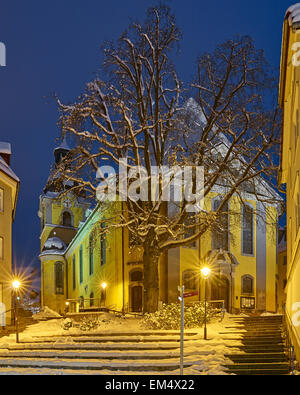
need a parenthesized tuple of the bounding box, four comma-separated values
(42, 236, 67, 255)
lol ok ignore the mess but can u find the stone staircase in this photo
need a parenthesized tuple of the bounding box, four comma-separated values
(0, 331, 205, 374)
(222, 315, 290, 375)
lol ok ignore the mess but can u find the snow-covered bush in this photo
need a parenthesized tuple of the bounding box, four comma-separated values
(79, 316, 100, 331)
(62, 318, 73, 330)
(142, 302, 218, 330)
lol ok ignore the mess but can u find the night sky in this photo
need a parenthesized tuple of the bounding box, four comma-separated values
(0, 0, 292, 289)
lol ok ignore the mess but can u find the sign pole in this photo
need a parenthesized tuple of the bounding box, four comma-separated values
(178, 285, 185, 375)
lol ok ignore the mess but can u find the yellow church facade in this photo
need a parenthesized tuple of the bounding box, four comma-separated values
(279, 3, 300, 364)
(0, 142, 19, 324)
(39, 142, 281, 316)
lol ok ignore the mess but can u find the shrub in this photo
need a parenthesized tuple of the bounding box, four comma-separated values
(61, 318, 73, 330)
(142, 302, 219, 330)
(79, 316, 100, 331)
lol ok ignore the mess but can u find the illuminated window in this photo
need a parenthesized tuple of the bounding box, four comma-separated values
(240, 297, 255, 309)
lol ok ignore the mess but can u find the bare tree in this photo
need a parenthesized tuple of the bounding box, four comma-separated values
(50, 5, 282, 313)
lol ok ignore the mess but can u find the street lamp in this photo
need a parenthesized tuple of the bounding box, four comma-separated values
(200, 267, 211, 340)
(12, 280, 21, 343)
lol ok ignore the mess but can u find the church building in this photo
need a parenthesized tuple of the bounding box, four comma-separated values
(39, 139, 282, 316)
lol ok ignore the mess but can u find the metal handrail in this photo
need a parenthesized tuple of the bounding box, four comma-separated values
(283, 305, 298, 375)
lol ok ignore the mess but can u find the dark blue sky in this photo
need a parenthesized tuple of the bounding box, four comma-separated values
(0, 0, 292, 288)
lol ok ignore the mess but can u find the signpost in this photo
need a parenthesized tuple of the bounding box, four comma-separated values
(178, 285, 185, 375)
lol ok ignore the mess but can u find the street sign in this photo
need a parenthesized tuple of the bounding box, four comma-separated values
(183, 291, 198, 298)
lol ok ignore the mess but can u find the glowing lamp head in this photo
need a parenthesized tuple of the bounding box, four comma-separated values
(101, 282, 107, 290)
(201, 267, 211, 279)
(65, 302, 69, 306)
(12, 280, 21, 290)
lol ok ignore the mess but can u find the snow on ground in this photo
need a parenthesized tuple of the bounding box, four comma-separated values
(0, 313, 242, 375)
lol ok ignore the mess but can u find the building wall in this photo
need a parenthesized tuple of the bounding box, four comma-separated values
(40, 192, 279, 316)
(0, 173, 17, 323)
(279, 17, 300, 364)
(178, 194, 278, 313)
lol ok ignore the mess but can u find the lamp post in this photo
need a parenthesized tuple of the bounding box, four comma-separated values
(200, 267, 211, 340)
(12, 280, 21, 343)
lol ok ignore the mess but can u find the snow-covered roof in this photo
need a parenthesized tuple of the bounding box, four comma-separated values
(0, 155, 19, 182)
(0, 142, 11, 155)
(54, 136, 70, 152)
(42, 236, 67, 255)
(286, 3, 300, 29)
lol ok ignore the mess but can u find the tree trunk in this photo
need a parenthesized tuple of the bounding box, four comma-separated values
(143, 245, 159, 313)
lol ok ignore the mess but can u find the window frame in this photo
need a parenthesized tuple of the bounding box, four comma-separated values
(79, 245, 83, 284)
(211, 197, 229, 251)
(241, 274, 254, 295)
(54, 262, 64, 295)
(72, 255, 76, 290)
(100, 223, 106, 266)
(241, 203, 255, 257)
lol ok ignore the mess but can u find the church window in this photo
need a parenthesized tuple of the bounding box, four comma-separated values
(241, 275, 254, 294)
(100, 223, 106, 266)
(55, 262, 64, 295)
(72, 255, 76, 290)
(89, 234, 94, 275)
(79, 246, 83, 284)
(242, 204, 254, 255)
(212, 198, 229, 250)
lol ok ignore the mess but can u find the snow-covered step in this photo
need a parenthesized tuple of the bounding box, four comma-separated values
(0, 349, 190, 360)
(23, 335, 201, 343)
(0, 357, 197, 372)
(0, 343, 180, 351)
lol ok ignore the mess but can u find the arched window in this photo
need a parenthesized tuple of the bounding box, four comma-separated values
(241, 275, 254, 294)
(55, 262, 64, 295)
(62, 211, 72, 227)
(212, 198, 229, 250)
(130, 270, 143, 282)
(242, 204, 254, 255)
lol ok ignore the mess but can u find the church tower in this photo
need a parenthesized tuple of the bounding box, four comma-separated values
(38, 138, 91, 313)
